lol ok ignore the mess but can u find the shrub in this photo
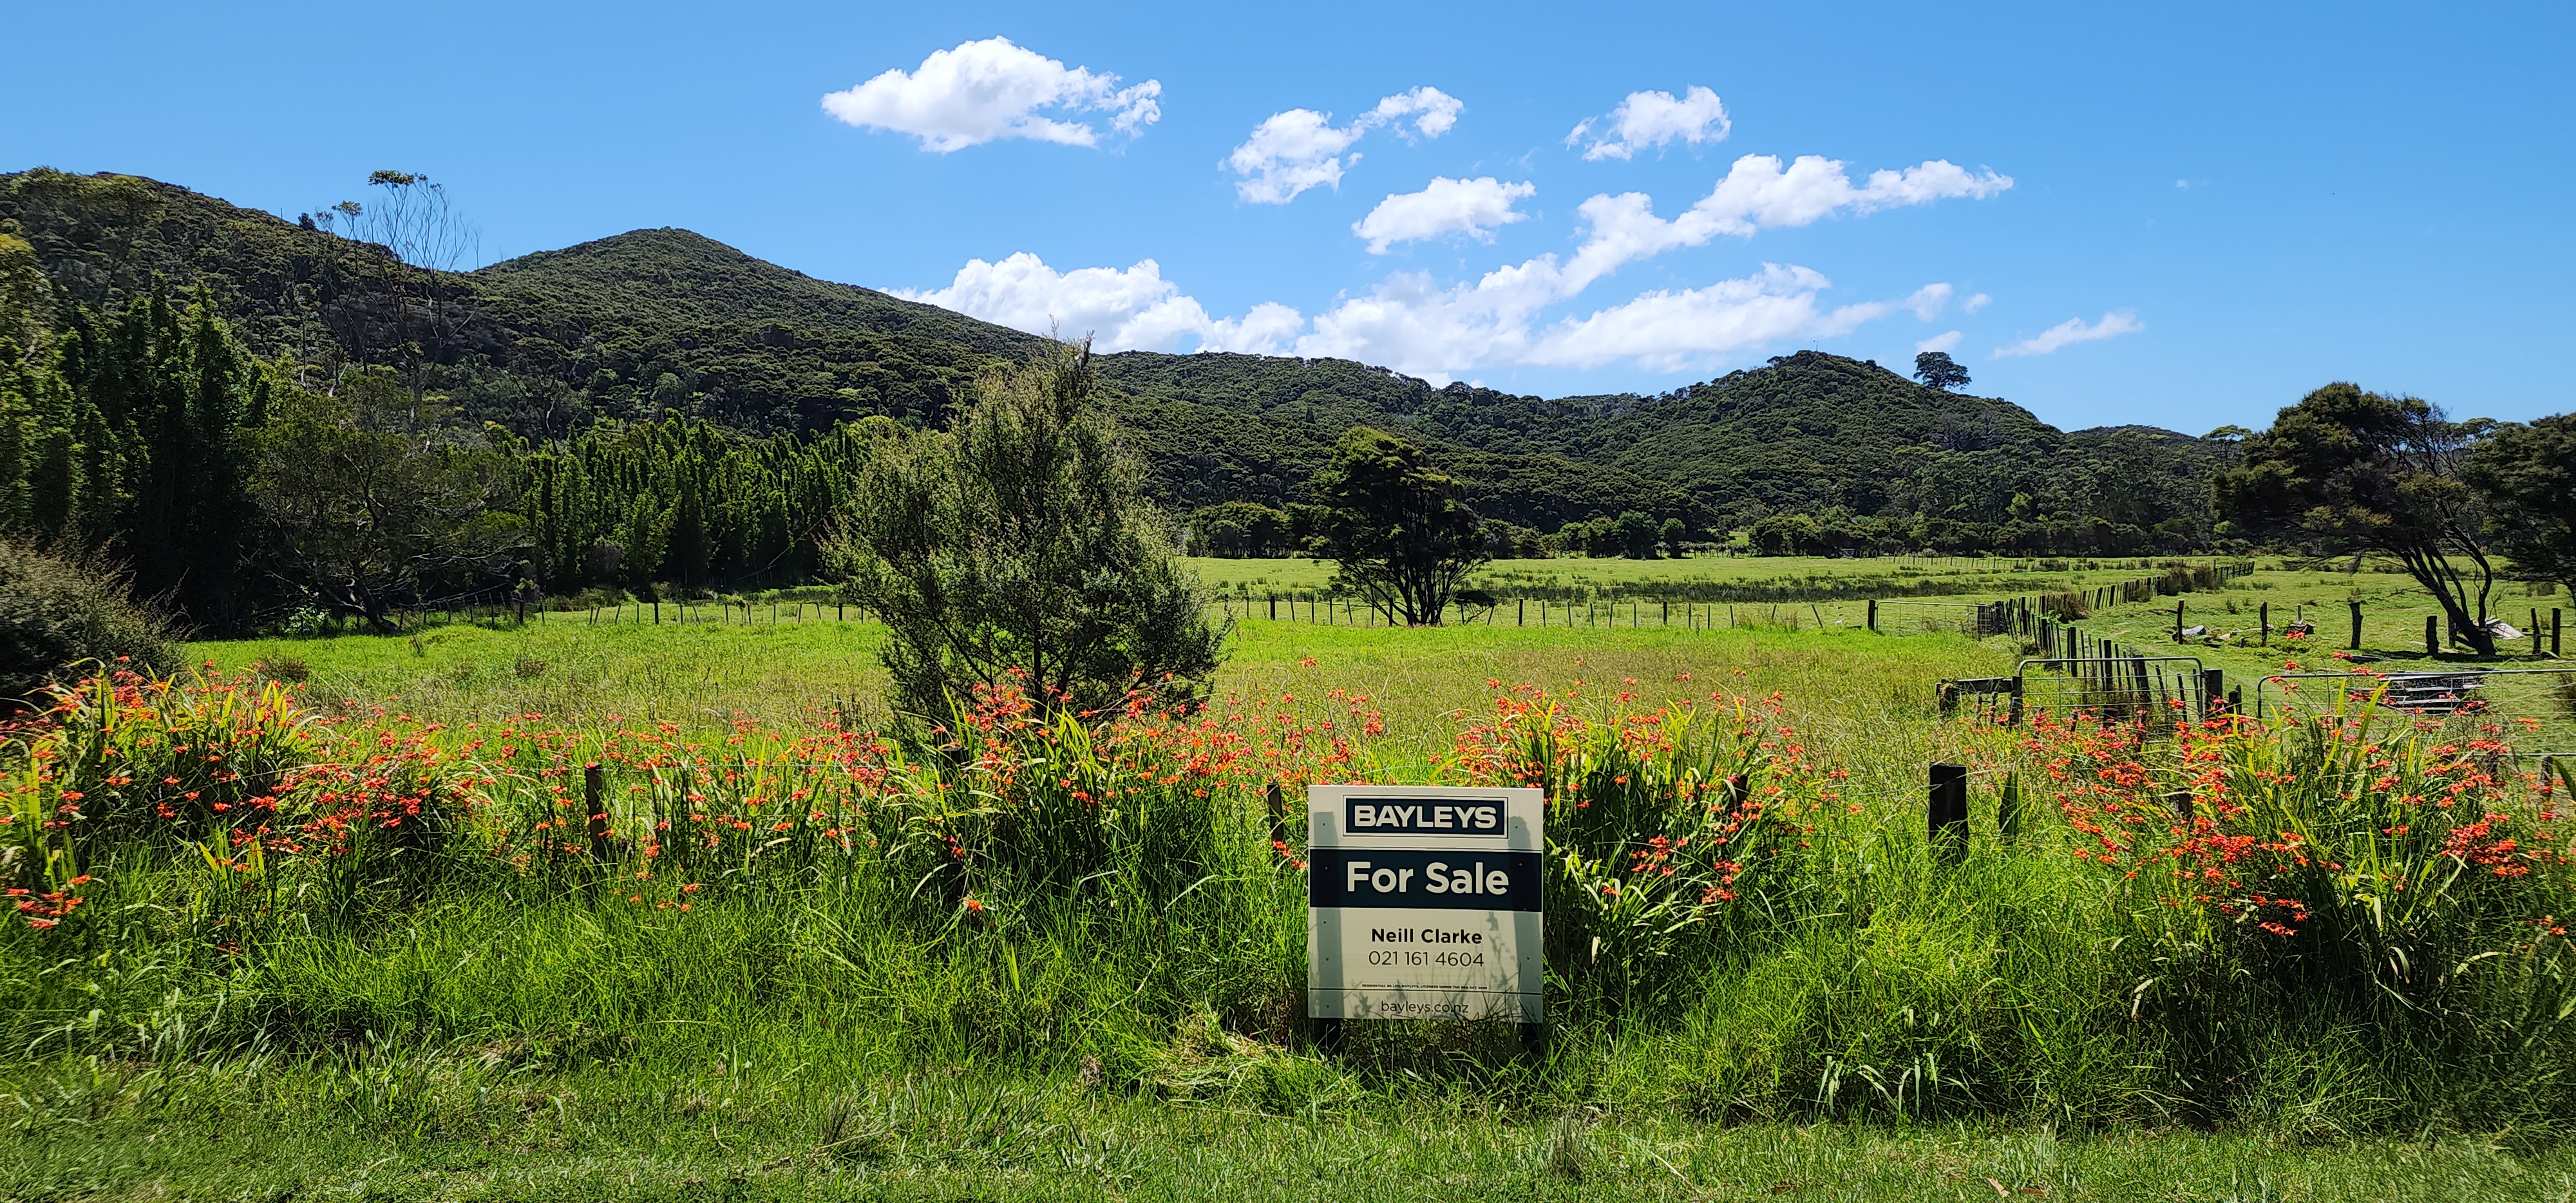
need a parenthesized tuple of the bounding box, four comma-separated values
(252, 655, 312, 683)
(824, 340, 1226, 721)
(0, 542, 177, 705)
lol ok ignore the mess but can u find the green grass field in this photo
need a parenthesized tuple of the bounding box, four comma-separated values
(7, 559, 2571, 1200)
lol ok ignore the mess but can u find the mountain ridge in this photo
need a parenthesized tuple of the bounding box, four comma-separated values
(0, 167, 2227, 541)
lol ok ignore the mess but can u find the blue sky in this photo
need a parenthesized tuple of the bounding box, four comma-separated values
(6, 1, 2570, 431)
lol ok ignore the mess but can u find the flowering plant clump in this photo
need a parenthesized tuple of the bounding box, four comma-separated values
(2025, 691, 2573, 1009)
(1, 666, 314, 905)
(0, 667, 489, 931)
(462, 670, 1359, 919)
(1450, 684, 1848, 1003)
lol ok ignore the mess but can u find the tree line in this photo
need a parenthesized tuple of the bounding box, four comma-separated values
(0, 242, 884, 633)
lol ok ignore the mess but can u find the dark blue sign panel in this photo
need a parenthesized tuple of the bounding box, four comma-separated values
(1309, 849, 1542, 911)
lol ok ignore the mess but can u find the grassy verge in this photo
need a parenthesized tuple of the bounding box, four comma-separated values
(11, 1069, 2575, 1202)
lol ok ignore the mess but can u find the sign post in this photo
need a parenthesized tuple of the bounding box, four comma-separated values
(1307, 784, 1544, 1045)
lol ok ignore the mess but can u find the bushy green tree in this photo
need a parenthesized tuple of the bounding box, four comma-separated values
(252, 372, 525, 629)
(1186, 501, 1290, 557)
(1308, 427, 1488, 625)
(826, 340, 1226, 719)
(1913, 350, 1970, 391)
(2216, 384, 2501, 654)
(2463, 412, 2576, 600)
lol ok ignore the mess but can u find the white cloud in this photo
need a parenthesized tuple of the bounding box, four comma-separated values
(1916, 330, 1963, 354)
(1204, 302, 1308, 355)
(1993, 310, 2144, 358)
(1532, 156, 2011, 301)
(1285, 260, 1930, 381)
(1900, 283, 1953, 320)
(1224, 109, 1368, 204)
(820, 37, 1159, 153)
(1268, 148, 2007, 376)
(1352, 177, 1536, 254)
(1524, 265, 1884, 370)
(911, 140, 2009, 378)
(1964, 292, 1991, 313)
(893, 252, 1303, 355)
(1567, 86, 1731, 161)
(1370, 86, 1464, 139)
(1224, 86, 1464, 204)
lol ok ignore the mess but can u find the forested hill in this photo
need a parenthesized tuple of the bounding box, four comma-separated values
(0, 167, 2229, 538)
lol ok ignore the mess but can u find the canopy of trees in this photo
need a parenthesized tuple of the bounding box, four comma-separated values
(2463, 413, 2576, 600)
(2216, 383, 2502, 654)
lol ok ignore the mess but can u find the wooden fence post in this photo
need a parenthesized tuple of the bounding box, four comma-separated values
(585, 763, 609, 860)
(2174, 601, 2185, 642)
(2426, 615, 2439, 656)
(2350, 600, 2363, 650)
(2202, 668, 2226, 721)
(1929, 763, 1969, 865)
(2260, 602, 2269, 646)
(2556, 609, 2564, 657)
(1867, 599, 1878, 631)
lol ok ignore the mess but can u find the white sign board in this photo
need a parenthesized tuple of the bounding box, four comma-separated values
(1307, 784, 1544, 1023)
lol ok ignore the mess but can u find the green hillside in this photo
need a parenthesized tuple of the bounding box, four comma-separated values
(0, 167, 2230, 540)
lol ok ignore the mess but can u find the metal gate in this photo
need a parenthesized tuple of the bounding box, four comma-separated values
(1875, 600, 2014, 637)
(2253, 666, 2576, 764)
(1940, 656, 2221, 728)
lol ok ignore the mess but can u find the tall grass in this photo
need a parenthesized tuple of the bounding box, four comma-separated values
(2, 652, 2569, 1139)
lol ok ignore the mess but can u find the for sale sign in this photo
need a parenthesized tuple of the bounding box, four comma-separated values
(1307, 784, 1544, 1023)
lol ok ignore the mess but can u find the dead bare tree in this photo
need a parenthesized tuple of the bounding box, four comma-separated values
(312, 171, 479, 427)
